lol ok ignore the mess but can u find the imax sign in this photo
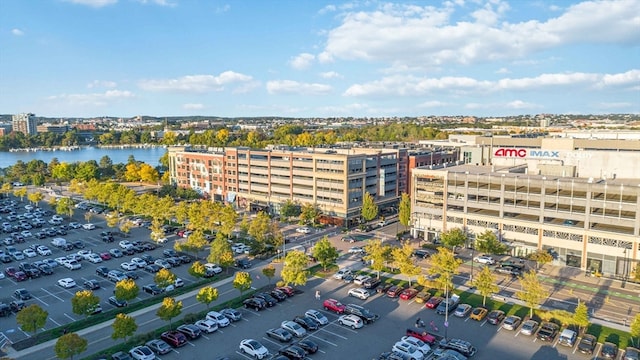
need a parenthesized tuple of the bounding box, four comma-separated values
(494, 148, 560, 159)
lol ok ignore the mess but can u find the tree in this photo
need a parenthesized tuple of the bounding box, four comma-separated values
(248, 211, 271, 251)
(207, 233, 235, 270)
(312, 237, 339, 271)
(16, 304, 48, 334)
(573, 300, 590, 333)
(27, 191, 44, 207)
(529, 250, 553, 270)
(114, 279, 139, 302)
(111, 313, 137, 343)
(281, 250, 309, 286)
(440, 228, 467, 249)
(516, 270, 546, 318)
(398, 193, 411, 228)
(119, 219, 132, 238)
(54, 333, 88, 360)
(156, 297, 183, 330)
(196, 286, 219, 310)
(233, 271, 252, 296)
(280, 199, 300, 221)
(426, 247, 463, 292)
(13, 187, 27, 201)
(300, 203, 320, 225)
(84, 211, 93, 224)
(632, 264, 640, 282)
(361, 192, 378, 222)
(475, 230, 509, 255)
(155, 268, 177, 290)
(189, 261, 206, 278)
(363, 239, 392, 279)
(71, 290, 101, 318)
(391, 242, 421, 286)
(56, 197, 75, 219)
(472, 266, 499, 306)
(262, 264, 276, 284)
(219, 204, 238, 239)
(106, 211, 120, 229)
(631, 313, 640, 347)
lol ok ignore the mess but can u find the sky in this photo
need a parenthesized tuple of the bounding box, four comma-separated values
(0, 0, 638, 118)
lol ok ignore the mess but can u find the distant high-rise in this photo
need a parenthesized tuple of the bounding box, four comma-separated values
(12, 113, 37, 135)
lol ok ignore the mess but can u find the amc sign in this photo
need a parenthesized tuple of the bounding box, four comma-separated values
(493, 148, 560, 159)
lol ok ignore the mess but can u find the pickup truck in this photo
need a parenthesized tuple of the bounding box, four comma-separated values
(405, 328, 437, 345)
(435, 294, 460, 315)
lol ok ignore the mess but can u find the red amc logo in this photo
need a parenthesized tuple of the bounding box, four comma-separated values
(494, 148, 527, 158)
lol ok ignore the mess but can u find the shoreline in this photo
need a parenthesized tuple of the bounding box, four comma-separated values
(7, 144, 166, 152)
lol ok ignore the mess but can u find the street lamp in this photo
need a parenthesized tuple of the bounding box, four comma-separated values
(444, 282, 449, 341)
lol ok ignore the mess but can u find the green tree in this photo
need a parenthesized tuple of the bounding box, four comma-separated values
(363, 239, 392, 279)
(475, 230, 509, 255)
(13, 187, 27, 201)
(312, 237, 339, 271)
(281, 250, 309, 286)
(516, 270, 546, 318)
(15, 304, 48, 334)
(219, 204, 238, 239)
(189, 261, 206, 278)
(207, 233, 235, 269)
(631, 313, 640, 347)
(248, 211, 271, 252)
(111, 313, 137, 343)
(54, 333, 88, 360)
(440, 228, 467, 249)
(280, 199, 300, 221)
(114, 279, 139, 303)
(573, 300, 590, 333)
(56, 197, 75, 219)
(300, 203, 320, 225)
(233, 271, 253, 296)
(529, 250, 554, 270)
(426, 247, 463, 291)
(119, 219, 132, 238)
(361, 192, 378, 222)
(156, 297, 183, 330)
(391, 242, 421, 286)
(155, 268, 177, 290)
(633, 264, 640, 282)
(71, 290, 100, 318)
(27, 191, 44, 207)
(398, 193, 411, 228)
(472, 266, 499, 306)
(262, 264, 276, 284)
(174, 229, 207, 259)
(196, 286, 219, 310)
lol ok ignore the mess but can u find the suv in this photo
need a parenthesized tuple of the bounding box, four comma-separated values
(558, 329, 577, 347)
(160, 330, 187, 347)
(343, 303, 379, 324)
(577, 334, 597, 354)
(442, 338, 477, 357)
(323, 298, 346, 314)
(363, 277, 381, 289)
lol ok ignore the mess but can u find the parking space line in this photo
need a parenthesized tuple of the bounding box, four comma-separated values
(308, 334, 338, 347)
(35, 296, 50, 307)
(261, 337, 282, 346)
(64, 313, 76, 322)
(49, 318, 61, 326)
(235, 350, 253, 359)
(186, 341, 196, 347)
(201, 334, 209, 340)
(319, 327, 349, 339)
(40, 287, 64, 302)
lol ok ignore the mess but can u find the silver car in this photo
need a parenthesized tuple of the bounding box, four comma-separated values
(519, 319, 539, 336)
(502, 315, 522, 331)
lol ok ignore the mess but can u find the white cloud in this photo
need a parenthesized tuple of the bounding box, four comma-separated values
(183, 103, 204, 110)
(505, 100, 538, 109)
(137, 0, 175, 6)
(266, 80, 332, 95)
(597, 69, 640, 87)
(138, 71, 253, 93)
(495, 67, 510, 74)
(418, 100, 452, 108)
(318, 4, 336, 14)
(318, 0, 640, 69)
(65, 0, 117, 7)
(319, 71, 342, 79)
(216, 4, 230, 13)
(87, 80, 117, 89)
(289, 53, 315, 70)
(47, 89, 134, 106)
(11, 28, 24, 36)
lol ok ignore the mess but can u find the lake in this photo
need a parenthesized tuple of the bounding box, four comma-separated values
(0, 146, 168, 168)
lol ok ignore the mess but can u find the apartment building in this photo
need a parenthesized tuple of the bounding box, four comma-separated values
(11, 113, 37, 135)
(168, 145, 405, 226)
(411, 164, 640, 277)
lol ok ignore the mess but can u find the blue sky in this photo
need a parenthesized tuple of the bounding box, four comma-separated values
(1, 0, 638, 118)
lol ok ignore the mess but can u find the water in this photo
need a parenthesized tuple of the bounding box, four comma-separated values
(0, 146, 168, 168)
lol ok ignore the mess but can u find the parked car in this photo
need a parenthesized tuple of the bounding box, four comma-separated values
(415, 290, 432, 304)
(333, 268, 352, 280)
(469, 306, 488, 321)
(323, 298, 346, 314)
(145, 339, 172, 355)
(405, 328, 437, 345)
(243, 297, 266, 311)
(296, 339, 319, 354)
(206, 310, 231, 327)
(392, 341, 425, 360)
(270, 289, 288, 301)
(425, 296, 443, 309)
(129, 345, 155, 360)
(160, 330, 187, 348)
(84, 279, 100, 290)
(501, 315, 522, 331)
(142, 284, 163, 295)
(267, 327, 293, 342)
(338, 314, 364, 329)
(399, 288, 419, 300)
(343, 303, 379, 324)
(108, 296, 128, 307)
(239, 339, 269, 359)
(305, 309, 329, 325)
(473, 254, 495, 264)
(536, 322, 560, 341)
(600, 342, 619, 359)
(195, 319, 218, 333)
(275, 285, 295, 297)
(519, 320, 539, 336)
(58, 277, 76, 288)
(14, 288, 32, 300)
(177, 324, 202, 340)
(386, 285, 405, 298)
(486, 310, 506, 325)
(348, 288, 371, 300)
(278, 344, 307, 360)
(363, 277, 381, 289)
(281, 320, 307, 337)
(293, 315, 319, 331)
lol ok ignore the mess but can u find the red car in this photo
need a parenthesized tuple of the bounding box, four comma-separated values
(5, 267, 18, 278)
(99, 252, 111, 260)
(322, 298, 345, 314)
(399, 288, 419, 300)
(386, 285, 405, 298)
(13, 271, 27, 281)
(406, 328, 437, 345)
(275, 286, 295, 297)
(425, 296, 444, 309)
(160, 330, 187, 348)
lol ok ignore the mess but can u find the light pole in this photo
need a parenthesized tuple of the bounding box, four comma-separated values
(444, 282, 449, 341)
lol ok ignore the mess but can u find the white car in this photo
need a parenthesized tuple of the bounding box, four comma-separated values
(338, 314, 364, 329)
(58, 278, 76, 288)
(204, 263, 223, 274)
(195, 319, 218, 333)
(239, 339, 269, 359)
(305, 309, 329, 325)
(22, 248, 37, 258)
(296, 227, 311, 234)
(131, 257, 147, 268)
(473, 255, 495, 264)
(348, 246, 365, 254)
(353, 275, 371, 285)
(52, 215, 63, 222)
(82, 223, 96, 230)
(333, 268, 352, 280)
(400, 336, 432, 355)
(55, 257, 68, 266)
(348, 288, 371, 300)
(281, 320, 307, 338)
(20, 230, 32, 238)
(129, 345, 155, 360)
(36, 246, 52, 256)
(392, 341, 424, 360)
(87, 253, 103, 263)
(64, 260, 81, 270)
(154, 259, 171, 269)
(121, 262, 137, 271)
(119, 240, 133, 250)
(48, 218, 62, 225)
(206, 311, 230, 327)
(69, 222, 82, 229)
(77, 250, 93, 260)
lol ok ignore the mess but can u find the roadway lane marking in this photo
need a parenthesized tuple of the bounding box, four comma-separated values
(40, 287, 63, 302)
(308, 333, 338, 347)
(319, 327, 349, 339)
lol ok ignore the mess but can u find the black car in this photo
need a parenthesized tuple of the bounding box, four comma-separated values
(108, 296, 128, 307)
(124, 271, 139, 280)
(102, 235, 114, 243)
(270, 289, 288, 301)
(235, 258, 252, 269)
(266, 328, 293, 342)
(296, 339, 318, 354)
(243, 297, 266, 311)
(0, 303, 11, 317)
(178, 255, 192, 264)
(536, 322, 559, 341)
(10, 300, 26, 312)
(141, 254, 155, 264)
(254, 293, 277, 307)
(144, 264, 162, 273)
(487, 310, 505, 325)
(577, 334, 597, 354)
(96, 266, 111, 277)
(143, 284, 163, 295)
(376, 283, 393, 294)
(278, 345, 307, 360)
(177, 324, 202, 340)
(84, 279, 100, 290)
(293, 316, 319, 331)
(141, 242, 156, 251)
(163, 249, 178, 258)
(72, 240, 85, 249)
(122, 248, 135, 256)
(14, 288, 32, 300)
(166, 257, 181, 267)
(600, 342, 618, 359)
(363, 277, 381, 289)
(37, 264, 53, 275)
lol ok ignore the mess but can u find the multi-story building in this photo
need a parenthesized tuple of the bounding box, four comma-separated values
(36, 124, 69, 134)
(11, 113, 37, 135)
(168, 145, 406, 226)
(411, 164, 639, 277)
